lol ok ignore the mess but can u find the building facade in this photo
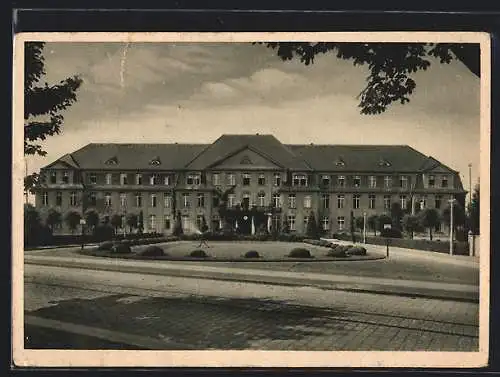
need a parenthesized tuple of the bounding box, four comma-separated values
(34, 134, 466, 235)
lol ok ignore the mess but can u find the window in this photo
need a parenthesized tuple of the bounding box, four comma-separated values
(303, 195, 312, 209)
(164, 193, 172, 208)
(164, 175, 171, 186)
(288, 194, 296, 209)
(135, 174, 142, 185)
(62, 171, 69, 184)
(303, 215, 309, 231)
(258, 174, 266, 186)
(212, 173, 220, 186)
(242, 192, 251, 208)
(369, 176, 377, 188)
(150, 158, 161, 166)
(186, 173, 201, 186)
(288, 215, 296, 231)
(228, 194, 235, 208)
(337, 175, 345, 187)
(42, 192, 49, 206)
(384, 195, 391, 210)
(273, 173, 281, 186)
(105, 173, 112, 185)
(400, 195, 407, 210)
(195, 215, 204, 230)
(120, 193, 127, 207)
(105, 157, 118, 165)
(420, 195, 427, 210)
(135, 193, 142, 207)
(321, 175, 330, 186)
(322, 217, 330, 231)
(441, 175, 448, 188)
(56, 192, 62, 206)
(384, 176, 392, 188)
(258, 192, 266, 207)
(435, 195, 442, 209)
(90, 173, 97, 184)
(353, 176, 361, 187)
(50, 171, 57, 184)
(89, 192, 97, 206)
(292, 174, 308, 187)
(337, 194, 345, 209)
(242, 173, 251, 186)
(428, 175, 435, 187)
(337, 216, 345, 231)
(164, 215, 171, 230)
(272, 193, 281, 208)
(151, 193, 157, 207)
(120, 173, 128, 185)
(183, 193, 190, 208)
(353, 194, 360, 209)
(181, 215, 189, 231)
(369, 194, 376, 209)
(321, 193, 330, 209)
(197, 193, 205, 208)
(336, 159, 345, 167)
(104, 193, 112, 206)
(149, 215, 156, 231)
(150, 174, 158, 185)
(70, 192, 77, 206)
(121, 215, 125, 229)
(272, 215, 280, 232)
(399, 176, 408, 189)
(227, 174, 236, 186)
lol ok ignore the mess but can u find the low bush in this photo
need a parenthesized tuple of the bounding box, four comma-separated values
(346, 246, 367, 256)
(189, 249, 209, 258)
(112, 242, 131, 254)
(138, 245, 165, 257)
(288, 248, 312, 258)
(329, 243, 340, 249)
(319, 240, 331, 247)
(244, 250, 260, 259)
(380, 228, 403, 238)
(326, 248, 348, 257)
(97, 241, 114, 251)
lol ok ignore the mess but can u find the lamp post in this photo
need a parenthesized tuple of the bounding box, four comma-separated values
(80, 218, 86, 249)
(363, 211, 367, 244)
(468, 163, 472, 209)
(448, 198, 456, 255)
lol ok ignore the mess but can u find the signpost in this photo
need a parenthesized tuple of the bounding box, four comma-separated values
(80, 218, 86, 250)
(383, 223, 391, 258)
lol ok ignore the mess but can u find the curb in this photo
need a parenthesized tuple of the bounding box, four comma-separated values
(25, 256, 479, 303)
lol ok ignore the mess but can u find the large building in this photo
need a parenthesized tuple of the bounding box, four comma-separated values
(34, 134, 466, 235)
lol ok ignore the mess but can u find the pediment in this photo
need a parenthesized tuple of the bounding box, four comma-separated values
(424, 164, 455, 174)
(43, 160, 76, 170)
(210, 148, 281, 170)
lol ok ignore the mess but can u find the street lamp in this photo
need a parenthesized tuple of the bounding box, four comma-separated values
(80, 218, 86, 249)
(363, 211, 367, 244)
(448, 198, 456, 255)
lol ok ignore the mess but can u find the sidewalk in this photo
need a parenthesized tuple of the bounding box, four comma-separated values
(25, 254, 479, 303)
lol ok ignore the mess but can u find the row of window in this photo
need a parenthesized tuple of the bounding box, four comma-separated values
(42, 191, 444, 210)
(46, 171, 451, 189)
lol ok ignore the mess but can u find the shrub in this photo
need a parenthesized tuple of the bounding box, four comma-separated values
(288, 248, 312, 258)
(346, 246, 367, 256)
(93, 224, 115, 242)
(112, 242, 131, 254)
(380, 228, 403, 238)
(319, 240, 331, 247)
(326, 248, 348, 257)
(329, 243, 340, 249)
(189, 249, 208, 258)
(138, 245, 165, 257)
(97, 241, 114, 251)
(244, 250, 260, 259)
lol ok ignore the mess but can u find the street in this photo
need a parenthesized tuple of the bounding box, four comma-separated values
(24, 263, 479, 351)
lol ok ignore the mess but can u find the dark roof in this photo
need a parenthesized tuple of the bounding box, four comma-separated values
(185, 134, 312, 171)
(41, 135, 459, 175)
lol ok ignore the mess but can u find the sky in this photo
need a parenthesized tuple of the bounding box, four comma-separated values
(25, 41, 481, 195)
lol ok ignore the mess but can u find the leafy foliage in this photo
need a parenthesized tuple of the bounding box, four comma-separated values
(46, 208, 62, 230)
(262, 42, 479, 115)
(126, 213, 138, 232)
(305, 211, 320, 239)
(110, 214, 123, 232)
(402, 214, 420, 239)
(442, 201, 466, 228)
(84, 209, 99, 230)
(64, 211, 81, 234)
(418, 208, 440, 241)
(367, 214, 379, 236)
(467, 183, 480, 235)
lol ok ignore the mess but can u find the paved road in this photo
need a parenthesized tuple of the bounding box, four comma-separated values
(24, 264, 479, 351)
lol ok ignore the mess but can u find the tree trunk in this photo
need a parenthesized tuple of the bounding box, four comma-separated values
(429, 227, 433, 241)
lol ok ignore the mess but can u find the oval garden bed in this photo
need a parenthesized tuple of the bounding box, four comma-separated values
(79, 240, 383, 262)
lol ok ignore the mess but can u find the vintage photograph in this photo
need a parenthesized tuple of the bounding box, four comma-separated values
(13, 32, 489, 367)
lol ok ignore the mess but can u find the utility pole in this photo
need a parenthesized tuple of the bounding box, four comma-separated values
(363, 211, 367, 244)
(468, 163, 472, 210)
(449, 198, 456, 255)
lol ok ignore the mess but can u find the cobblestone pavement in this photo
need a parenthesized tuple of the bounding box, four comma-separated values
(24, 265, 479, 351)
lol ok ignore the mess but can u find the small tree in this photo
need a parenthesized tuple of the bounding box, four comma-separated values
(84, 209, 99, 231)
(110, 214, 123, 234)
(201, 215, 208, 232)
(467, 183, 480, 235)
(377, 214, 392, 233)
(306, 211, 320, 239)
(138, 210, 144, 234)
(126, 213, 138, 233)
(46, 209, 62, 232)
(64, 211, 81, 235)
(442, 202, 466, 232)
(24, 204, 42, 246)
(367, 214, 379, 236)
(402, 214, 419, 239)
(281, 214, 290, 234)
(418, 208, 440, 241)
(390, 202, 404, 230)
(355, 216, 365, 232)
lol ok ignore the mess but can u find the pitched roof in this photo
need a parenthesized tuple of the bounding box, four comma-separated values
(185, 134, 312, 171)
(58, 143, 208, 171)
(419, 156, 457, 173)
(287, 144, 434, 172)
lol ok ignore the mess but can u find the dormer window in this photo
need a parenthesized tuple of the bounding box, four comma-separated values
(149, 174, 159, 185)
(321, 175, 330, 186)
(378, 158, 391, 167)
(353, 176, 361, 187)
(292, 174, 308, 187)
(335, 158, 345, 167)
(150, 157, 161, 166)
(105, 157, 118, 165)
(187, 173, 201, 186)
(441, 175, 448, 188)
(62, 171, 69, 184)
